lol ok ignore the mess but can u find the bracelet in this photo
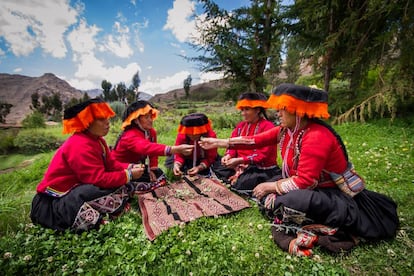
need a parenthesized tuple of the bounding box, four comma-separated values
(166, 146, 172, 156)
(199, 163, 207, 170)
(127, 168, 133, 181)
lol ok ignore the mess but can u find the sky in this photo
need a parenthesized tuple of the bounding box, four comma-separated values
(0, 0, 252, 95)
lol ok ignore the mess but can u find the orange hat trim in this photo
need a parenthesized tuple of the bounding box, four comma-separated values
(235, 99, 268, 110)
(177, 119, 213, 135)
(267, 94, 330, 119)
(62, 102, 115, 134)
(121, 105, 159, 130)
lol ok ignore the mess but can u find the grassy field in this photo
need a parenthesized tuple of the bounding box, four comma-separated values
(0, 108, 413, 275)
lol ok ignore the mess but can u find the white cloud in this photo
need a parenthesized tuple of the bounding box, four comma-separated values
(140, 71, 191, 95)
(66, 16, 140, 90)
(13, 67, 22, 73)
(163, 0, 196, 43)
(101, 20, 134, 58)
(198, 71, 224, 83)
(0, 0, 78, 57)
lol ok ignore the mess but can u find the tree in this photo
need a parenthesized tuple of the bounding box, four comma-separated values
(132, 71, 141, 101)
(189, 0, 283, 93)
(0, 102, 12, 123)
(183, 75, 192, 98)
(101, 80, 112, 102)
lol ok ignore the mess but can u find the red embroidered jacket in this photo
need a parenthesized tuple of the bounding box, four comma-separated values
(36, 132, 129, 197)
(226, 118, 277, 168)
(234, 122, 348, 190)
(111, 127, 169, 169)
(174, 130, 218, 168)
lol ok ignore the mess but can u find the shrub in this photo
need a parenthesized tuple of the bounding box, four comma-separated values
(110, 101, 127, 121)
(21, 111, 46, 129)
(14, 130, 62, 154)
(0, 129, 19, 154)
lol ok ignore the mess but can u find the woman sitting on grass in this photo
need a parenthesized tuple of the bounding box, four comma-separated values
(199, 83, 399, 256)
(165, 113, 218, 177)
(212, 92, 282, 196)
(30, 98, 145, 232)
(111, 100, 193, 191)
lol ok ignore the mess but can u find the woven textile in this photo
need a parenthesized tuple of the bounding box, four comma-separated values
(138, 176, 251, 240)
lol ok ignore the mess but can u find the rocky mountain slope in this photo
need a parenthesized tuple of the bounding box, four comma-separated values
(0, 73, 84, 125)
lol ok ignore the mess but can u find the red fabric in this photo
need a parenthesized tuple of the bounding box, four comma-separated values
(37, 132, 129, 196)
(138, 176, 250, 240)
(174, 130, 218, 168)
(112, 127, 167, 168)
(232, 122, 347, 189)
(226, 118, 277, 168)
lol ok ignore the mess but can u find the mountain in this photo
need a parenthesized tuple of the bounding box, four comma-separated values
(0, 73, 84, 125)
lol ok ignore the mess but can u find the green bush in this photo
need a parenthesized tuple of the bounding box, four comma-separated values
(109, 101, 127, 121)
(21, 111, 46, 129)
(14, 130, 61, 154)
(0, 129, 18, 154)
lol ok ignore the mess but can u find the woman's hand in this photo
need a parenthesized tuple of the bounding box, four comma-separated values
(172, 144, 194, 156)
(253, 181, 278, 200)
(199, 137, 228, 149)
(221, 154, 231, 164)
(187, 165, 201, 176)
(173, 162, 183, 176)
(222, 157, 243, 169)
(130, 165, 145, 180)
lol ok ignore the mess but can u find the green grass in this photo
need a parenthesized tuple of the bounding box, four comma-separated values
(0, 115, 413, 275)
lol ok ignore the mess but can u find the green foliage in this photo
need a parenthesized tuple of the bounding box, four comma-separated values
(0, 102, 13, 123)
(21, 111, 46, 129)
(0, 129, 18, 155)
(14, 129, 61, 154)
(109, 101, 127, 121)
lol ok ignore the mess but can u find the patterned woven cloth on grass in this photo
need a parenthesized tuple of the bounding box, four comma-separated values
(137, 176, 251, 240)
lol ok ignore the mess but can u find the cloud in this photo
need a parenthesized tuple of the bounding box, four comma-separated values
(140, 70, 191, 95)
(13, 67, 22, 73)
(66, 18, 140, 90)
(163, 0, 197, 43)
(0, 0, 78, 57)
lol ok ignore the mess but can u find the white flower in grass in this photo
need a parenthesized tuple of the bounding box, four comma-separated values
(78, 260, 84, 267)
(186, 250, 191, 255)
(387, 249, 396, 257)
(189, 272, 193, 276)
(255, 252, 260, 258)
(248, 222, 253, 227)
(285, 255, 292, 260)
(232, 246, 237, 252)
(23, 255, 32, 261)
(269, 235, 273, 239)
(393, 178, 398, 182)
(257, 224, 263, 230)
(313, 254, 321, 262)
(62, 264, 68, 272)
(178, 231, 184, 237)
(179, 222, 186, 229)
(259, 246, 263, 251)
(3, 252, 12, 259)
(47, 256, 53, 262)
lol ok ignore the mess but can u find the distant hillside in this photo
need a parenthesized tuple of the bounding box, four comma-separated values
(152, 79, 229, 103)
(0, 73, 84, 125)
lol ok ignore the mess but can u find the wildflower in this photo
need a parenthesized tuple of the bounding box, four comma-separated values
(255, 253, 260, 258)
(47, 256, 54, 262)
(178, 231, 184, 237)
(285, 255, 292, 260)
(189, 272, 193, 276)
(23, 255, 32, 262)
(179, 222, 186, 229)
(257, 224, 263, 230)
(62, 264, 68, 272)
(393, 178, 398, 182)
(186, 250, 191, 255)
(78, 260, 84, 267)
(232, 246, 237, 252)
(313, 254, 321, 262)
(258, 246, 263, 251)
(387, 249, 396, 257)
(248, 222, 253, 227)
(3, 252, 12, 259)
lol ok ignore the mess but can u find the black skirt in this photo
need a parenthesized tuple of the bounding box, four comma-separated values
(270, 188, 399, 240)
(30, 184, 122, 231)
